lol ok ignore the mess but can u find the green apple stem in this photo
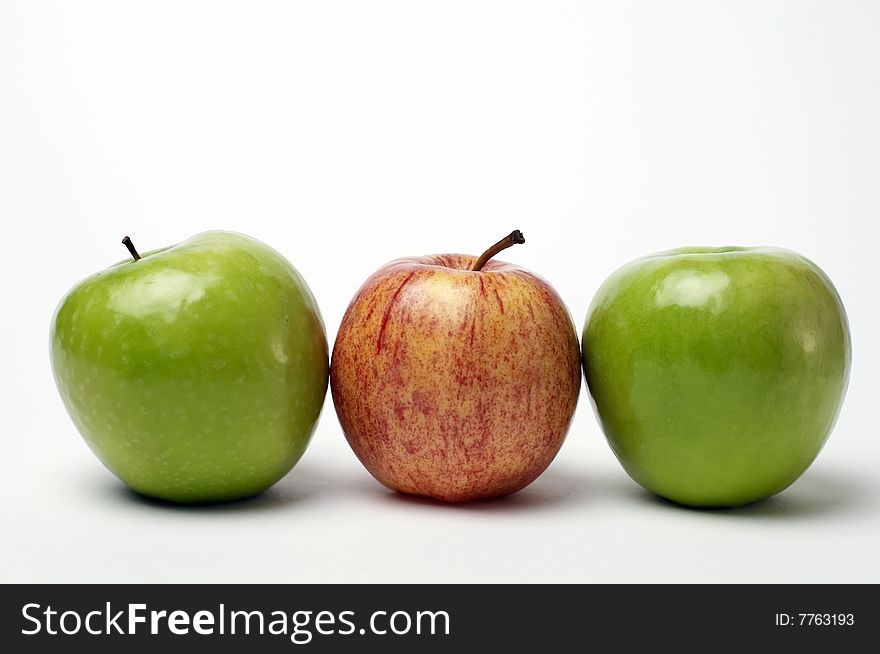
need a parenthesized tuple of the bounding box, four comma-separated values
(122, 236, 141, 262)
(470, 230, 525, 272)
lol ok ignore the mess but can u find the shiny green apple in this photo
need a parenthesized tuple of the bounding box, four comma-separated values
(582, 247, 850, 507)
(50, 231, 329, 503)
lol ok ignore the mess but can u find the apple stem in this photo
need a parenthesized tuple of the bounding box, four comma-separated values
(122, 236, 141, 262)
(471, 230, 525, 272)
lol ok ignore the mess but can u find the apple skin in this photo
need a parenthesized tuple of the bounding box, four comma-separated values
(582, 247, 851, 507)
(331, 254, 581, 502)
(50, 231, 329, 503)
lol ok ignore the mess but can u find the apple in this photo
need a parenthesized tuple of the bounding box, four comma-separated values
(331, 231, 581, 502)
(582, 246, 851, 507)
(50, 231, 329, 503)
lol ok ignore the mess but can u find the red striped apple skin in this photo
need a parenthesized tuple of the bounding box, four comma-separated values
(331, 254, 581, 502)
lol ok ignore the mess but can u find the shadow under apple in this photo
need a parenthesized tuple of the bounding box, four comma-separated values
(379, 463, 628, 513)
(627, 468, 869, 521)
(89, 462, 327, 514)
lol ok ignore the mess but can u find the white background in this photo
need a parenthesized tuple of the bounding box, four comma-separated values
(1, 1, 878, 583)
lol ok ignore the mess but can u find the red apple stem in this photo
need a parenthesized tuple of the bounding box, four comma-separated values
(122, 236, 141, 262)
(471, 230, 525, 272)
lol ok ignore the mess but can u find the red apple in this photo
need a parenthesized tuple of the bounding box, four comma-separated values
(331, 231, 581, 502)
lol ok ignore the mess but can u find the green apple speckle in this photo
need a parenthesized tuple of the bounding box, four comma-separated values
(50, 231, 329, 503)
(583, 246, 851, 507)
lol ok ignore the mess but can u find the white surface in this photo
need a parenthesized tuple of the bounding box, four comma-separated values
(1, 1, 878, 583)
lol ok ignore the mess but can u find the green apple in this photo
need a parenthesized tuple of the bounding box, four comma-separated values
(582, 247, 850, 507)
(50, 231, 329, 503)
